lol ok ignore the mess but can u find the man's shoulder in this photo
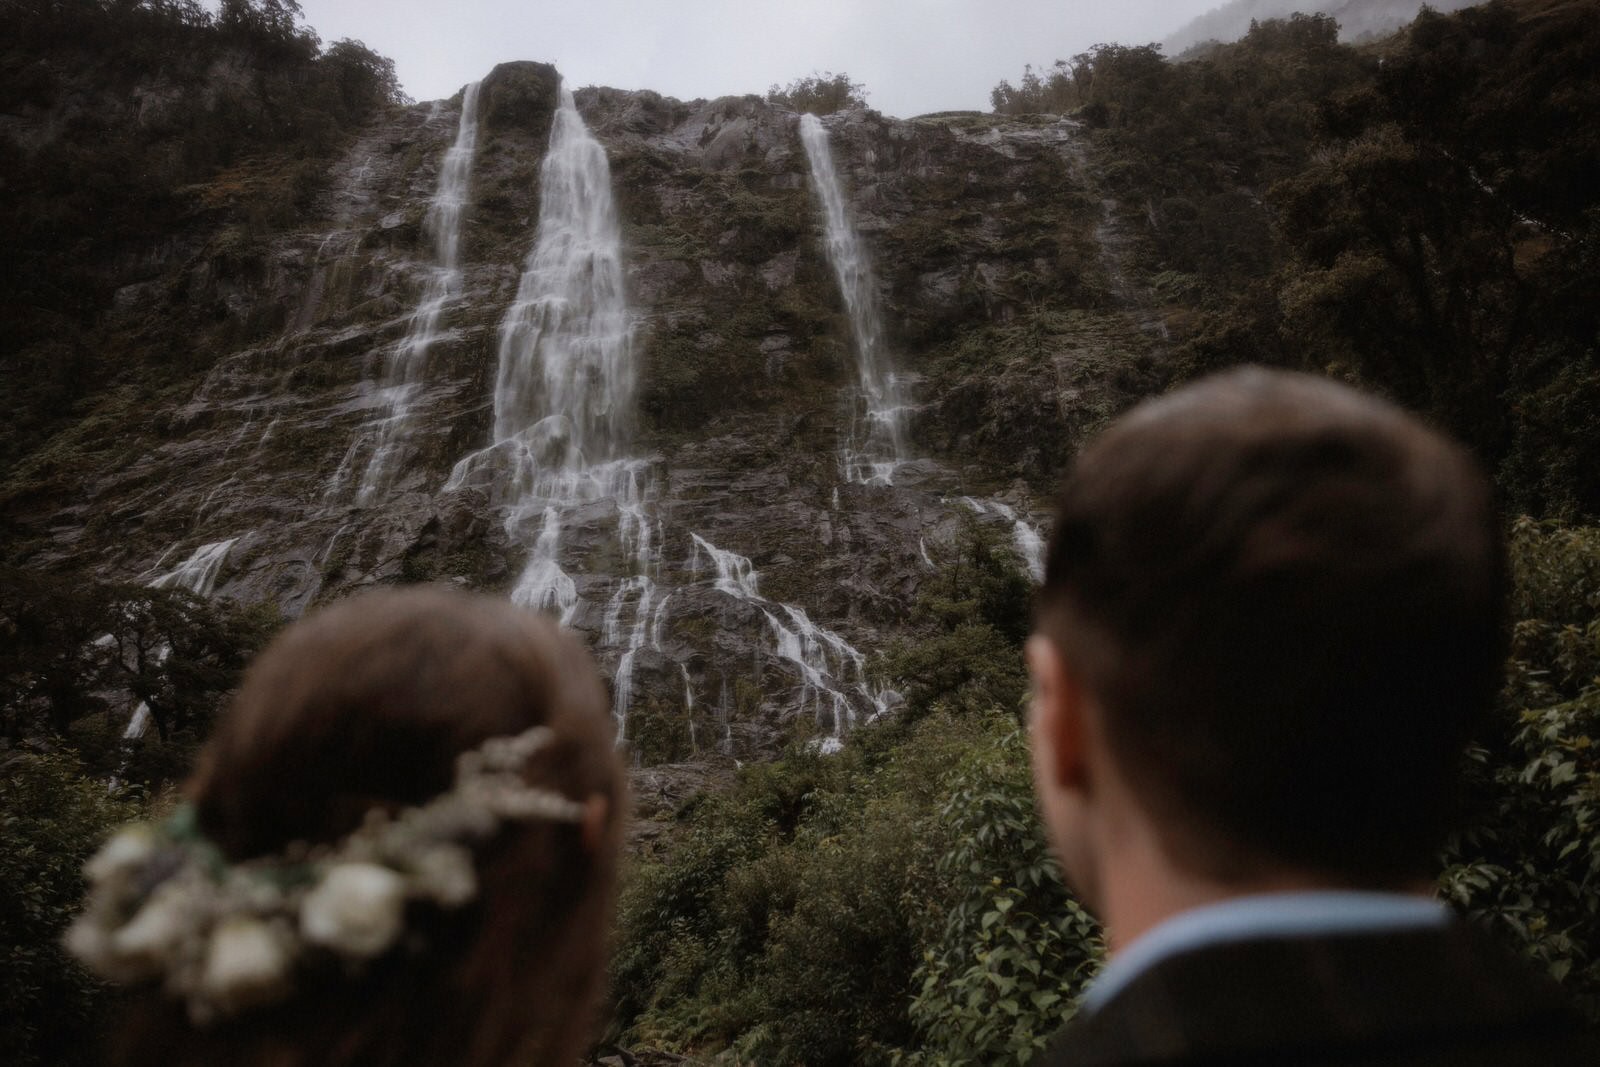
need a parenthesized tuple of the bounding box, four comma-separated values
(1036, 922, 1597, 1066)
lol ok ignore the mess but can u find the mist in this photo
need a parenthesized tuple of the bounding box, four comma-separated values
(292, 0, 1227, 116)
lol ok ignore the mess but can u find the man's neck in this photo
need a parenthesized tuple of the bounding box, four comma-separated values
(1089, 807, 1367, 956)
(1097, 859, 1337, 956)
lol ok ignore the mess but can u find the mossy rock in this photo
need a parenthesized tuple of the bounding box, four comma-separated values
(480, 61, 560, 140)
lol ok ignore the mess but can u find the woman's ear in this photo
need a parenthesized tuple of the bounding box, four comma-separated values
(580, 794, 610, 855)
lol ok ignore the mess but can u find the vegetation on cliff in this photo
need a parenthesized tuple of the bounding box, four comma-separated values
(994, 1, 1600, 519)
(766, 71, 871, 115)
(0, 0, 406, 479)
(600, 3, 1600, 1061)
(3, 0, 1600, 1064)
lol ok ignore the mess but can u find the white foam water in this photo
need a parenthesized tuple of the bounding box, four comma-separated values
(692, 532, 891, 747)
(445, 87, 672, 737)
(447, 86, 641, 623)
(989, 501, 1046, 583)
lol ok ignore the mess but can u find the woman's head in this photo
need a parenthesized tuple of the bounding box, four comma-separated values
(110, 586, 626, 1067)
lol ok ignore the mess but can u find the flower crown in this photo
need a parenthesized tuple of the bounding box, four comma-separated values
(66, 725, 586, 1024)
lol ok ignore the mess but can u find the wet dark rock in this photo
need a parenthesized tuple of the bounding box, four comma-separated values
(10, 67, 1165, 768)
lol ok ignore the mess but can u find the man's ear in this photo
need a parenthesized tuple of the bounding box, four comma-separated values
(1026, 634, 1090, 792)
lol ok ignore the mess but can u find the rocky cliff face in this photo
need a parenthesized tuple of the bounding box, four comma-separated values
(6, 61, 1161, 763)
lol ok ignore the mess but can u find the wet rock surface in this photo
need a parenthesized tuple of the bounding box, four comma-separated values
(11, 70, 1164, 765)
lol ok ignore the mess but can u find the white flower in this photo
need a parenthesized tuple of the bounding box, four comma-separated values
(62, 914, 114, 973)
(300, 863, 406, 957)
(408, 844, 477, 907)
(111, 883, 193, 976)
(85, 826, 158, 884)
(199, 917, 291, 1014)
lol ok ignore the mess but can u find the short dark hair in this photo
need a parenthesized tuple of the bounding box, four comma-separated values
(1036, 368, 1506, 884)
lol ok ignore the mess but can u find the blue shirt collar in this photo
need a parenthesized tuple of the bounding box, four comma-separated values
(1082, 890, 1451, 1014)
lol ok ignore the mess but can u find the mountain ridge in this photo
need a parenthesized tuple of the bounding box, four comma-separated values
(1164, 0, 1481, 53)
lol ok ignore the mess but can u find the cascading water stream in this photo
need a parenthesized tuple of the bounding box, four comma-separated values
(989, 501, 1046, 583)
(681, 663, 699, 753)
(962, 497, 1046, 583)
(356, 80, 482, 502)
(798, 113, 911, 486)
(447, 85, 641, 620)
(446, 86, 664, 736)
(691, 533, 890, 748)
(122, 538, 239, 739)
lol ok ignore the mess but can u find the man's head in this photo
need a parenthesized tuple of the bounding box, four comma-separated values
(1028, 368, 1505, 908)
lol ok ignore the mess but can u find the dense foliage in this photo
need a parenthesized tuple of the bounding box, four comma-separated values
(879, 516, 1034, 719)
(0, 565, 280, 1066)
(994, 1, 1600, 519)
(4, 1, 1599, 1064)
(0, 0, 407, 473)
(609, 713, 1091, 1066)
(1442, 518, 1600, 1020)
(1, 750, 145, 1067)
(766, 71, 870, 115)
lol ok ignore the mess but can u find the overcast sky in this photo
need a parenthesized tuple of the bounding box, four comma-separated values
(291, 0, 1228, 118)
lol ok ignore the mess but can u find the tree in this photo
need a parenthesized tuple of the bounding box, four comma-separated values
(0, 568, 278, 768)
(879, 515, 1033, 719)
(318, 37, 410, 121)
(767, 71, 868, 115)
(0, 750, 143, 1067)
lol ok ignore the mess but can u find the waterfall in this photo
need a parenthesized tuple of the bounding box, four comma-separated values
(445, 85, 664, 738)
(448, 85, 642, 626)
(691, 533, 761, 599)
(681, 663, 698, 753)
(989, 501, 1046, 583)
(718, 675, 734, 751)
(602, 578, 672, 741)
(961, 496, 1046, 583)
(146, 538, 238, 598)
(798, 113, 910, 487)
(692, 532, 890, 747)
(125, 538, 238, 739)
(357, 80, 482, 502)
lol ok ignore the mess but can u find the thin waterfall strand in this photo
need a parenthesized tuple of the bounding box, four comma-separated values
(358, 81, 482, 502)
(799, 113, 910, 486)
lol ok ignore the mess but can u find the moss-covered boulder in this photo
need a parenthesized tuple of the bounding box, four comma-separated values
(479, 60, 559, 139)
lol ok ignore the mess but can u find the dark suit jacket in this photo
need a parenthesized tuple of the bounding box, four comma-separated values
(1035, 923, 1598, 1065)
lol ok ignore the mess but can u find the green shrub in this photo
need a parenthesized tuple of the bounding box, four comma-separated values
(879, 514, 1033, 721)
(905, 729, 1101, 1066)
(0, 749, 143, 1067)
(610, 712, 1104, 1065)
(767, 72, 869, 115)
(1441, 518, 1600, 1021)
